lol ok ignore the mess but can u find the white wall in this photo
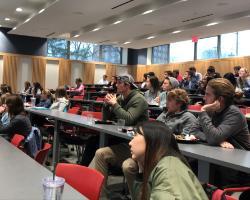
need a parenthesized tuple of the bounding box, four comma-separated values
(116, 65, 128, 76)
(122, 48, 128, 65)
(94, 64, 106, 83)
(147, 47, 152, 65)
(71, 61, 83, 86)
(45, 60, 59, 89)
(0, 56, 3, 84)
(17, 57, 32, 92)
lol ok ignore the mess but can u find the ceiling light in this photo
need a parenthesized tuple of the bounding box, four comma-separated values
(172, 30, 182, 34)
(146, 36, 155, 40)
(38, 9, 45, 14)
(113, 20, 122, 25)
(24, 18, 31, 23)
(5, 18, 10, 21)
(123, 41, 131, 44)
(0, 25, 2, 27)
(206, 22, 219, 26)
(92, 27, 101, 32)
(12, 27, 17, 30)
(142, 10, 154, 15)
(73, 34, 80, 38)
(16, 8, 23, 12)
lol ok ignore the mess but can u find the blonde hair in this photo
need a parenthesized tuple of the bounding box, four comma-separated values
(207, 78, 235, 106)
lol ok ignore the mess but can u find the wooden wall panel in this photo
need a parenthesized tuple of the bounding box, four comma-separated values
(83, 63, 95, 84)
(105, 64, 117, 81)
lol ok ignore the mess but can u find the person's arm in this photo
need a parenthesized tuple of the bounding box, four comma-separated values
(188, 117, 207, 141)
(102, 103, 114, 121)
(112, 97, 148, 126)
(198, 111, 243, 145)
(0, 118, 20, 139)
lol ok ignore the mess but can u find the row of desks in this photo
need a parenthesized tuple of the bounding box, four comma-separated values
(25, 108, 250, 183)
(0, 137, 84, 200)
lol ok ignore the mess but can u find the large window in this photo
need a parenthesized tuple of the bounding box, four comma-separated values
(47, 39, 69, 58)
(197, 36, 218, 59)
(238, 30, 250, 56)
(47, 39, 122, 64)
(220, 33, 237, 58)
(170, 40, 194, 62)
(151, 45, 169, 64)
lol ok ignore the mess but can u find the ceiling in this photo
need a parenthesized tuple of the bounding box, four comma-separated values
(1, 0, 250, 49)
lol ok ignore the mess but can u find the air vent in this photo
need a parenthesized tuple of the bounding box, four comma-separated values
(182, 14, 214, 23)
(111, 0, 135, 10)
(45, 32, 55, 37)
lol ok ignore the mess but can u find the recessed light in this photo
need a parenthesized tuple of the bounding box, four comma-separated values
(113, 20, 122, 25)
(123, 41, 131, 44)
(172, 30, 182, 34)
(12, 27, 17, 30)
(92, 27, 101, 32)
(206, 22, 219, 26)
(142, 10, 154, 15)
(146, 36, 155, 40)
(0, 25, 2, 27)
(16, 8, 23, 12)
(24, 18, 31, 23)
(5, 18, 10, 21)
(73, 34, 80, 38)
(38, 9, 45, 14)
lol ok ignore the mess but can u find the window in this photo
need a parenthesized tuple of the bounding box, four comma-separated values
(238, 30, 250, 56)
(47, 39, 69, 58)
(170, 40, 194, 62)
(221, 33, 237, 58)
(100, 45, 122, 64)
(197, 36, 218, 59)
(151, 45, 169, 64)
(70, 41, 100, 61)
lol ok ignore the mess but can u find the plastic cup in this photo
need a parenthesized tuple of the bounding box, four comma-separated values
(42, 176, 65, 200)
(87, 114, 94, 125)
(117, 119, 125, 131)
(31, 97, 36, 107)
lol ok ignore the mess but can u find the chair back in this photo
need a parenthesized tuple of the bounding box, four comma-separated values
(56, 163, 104, 200)
(11, 134, 25, 147)
(68, 107, 81, 115)
(188, 104, 202, 111)
(35, 143, 52, 165)
(81, 111, 102, 120)
(72, 95, 84, 100)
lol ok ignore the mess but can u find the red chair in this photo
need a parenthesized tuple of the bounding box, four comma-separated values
(68, 107, 81, 115)
(188, 104, 202, 111)
(56, 163, 104, 200)
(81, 111, 102, 120)
(96, 97, 104, 102)
(35, 143, 52, 165)
(11, 134, 25, 148)
(72, 95, 84, 100)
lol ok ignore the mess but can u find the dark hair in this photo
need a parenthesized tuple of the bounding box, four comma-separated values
(6, 95, 24, 117)
(24, 81, 31, 90)
(147, 72, 155, 77)
(55, 86, 68, 99)
(234, 66, 241, 71)
(189, 67, 196, 72)
(136, 121, 189, 199)
(1, 84, 12, 94)
(33, 82, 43, 95)
(148, 76, 160, 93)
(207, 66, 215, 74)
(143, 73, 148, 80)
(173, 70, 179, 78)
(75, 78, 82, 83)
(223, 73, 237, 88)
(0, 93, 11, 105)
(164, 71, 173, 77)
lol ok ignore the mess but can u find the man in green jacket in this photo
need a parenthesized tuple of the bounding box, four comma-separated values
(89, 74, 148, 198)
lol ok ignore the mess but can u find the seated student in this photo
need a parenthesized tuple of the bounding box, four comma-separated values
(144, 76, 161, 105)
(189, 66, 202, 81)
(173, 69, 183, 82)
(157, 89, 197, 134)
(181, 70, 199, 90)
(0, 84, 12, 94)
(130, 121, 208, 200)
(72, 78, 84, 96)
(89, 74, 148, 198)
(50, 87, 69, 112)
(98, 75, 109, 85)
(107, 75, 117, 92)
(23, 81, 32, 94)
(36, 90, 53, 108)
(0, 95, 31, 140)
(234, 66, 241, 77)
(32, 82, 43, 96)
(155, 77, 177, 108)
(189, 78, 250, 150)
(206, 66, 221, 79)
(0, 93, 11, 127)
(140, 73, 148, 89)
(236, 67, 250, 98)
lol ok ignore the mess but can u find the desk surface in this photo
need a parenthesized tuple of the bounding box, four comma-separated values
(25, 108, 250, 174)
(0, 137, 84, 200)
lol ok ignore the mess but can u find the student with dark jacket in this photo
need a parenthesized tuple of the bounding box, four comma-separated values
(36, 89, 53, 108)
(0, 95, 32, 140)
(89, 74, 148, 198)
(190, 78, 250, 150)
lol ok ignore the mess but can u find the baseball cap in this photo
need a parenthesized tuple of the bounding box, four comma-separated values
(117, 74, 138, 89)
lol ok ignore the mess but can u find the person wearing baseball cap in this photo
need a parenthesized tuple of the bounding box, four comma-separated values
(89, 73, 148, 198)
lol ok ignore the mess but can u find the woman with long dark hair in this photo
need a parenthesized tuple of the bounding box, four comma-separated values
(144, 76, 160, 105)
(130, 121, 208, 200)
